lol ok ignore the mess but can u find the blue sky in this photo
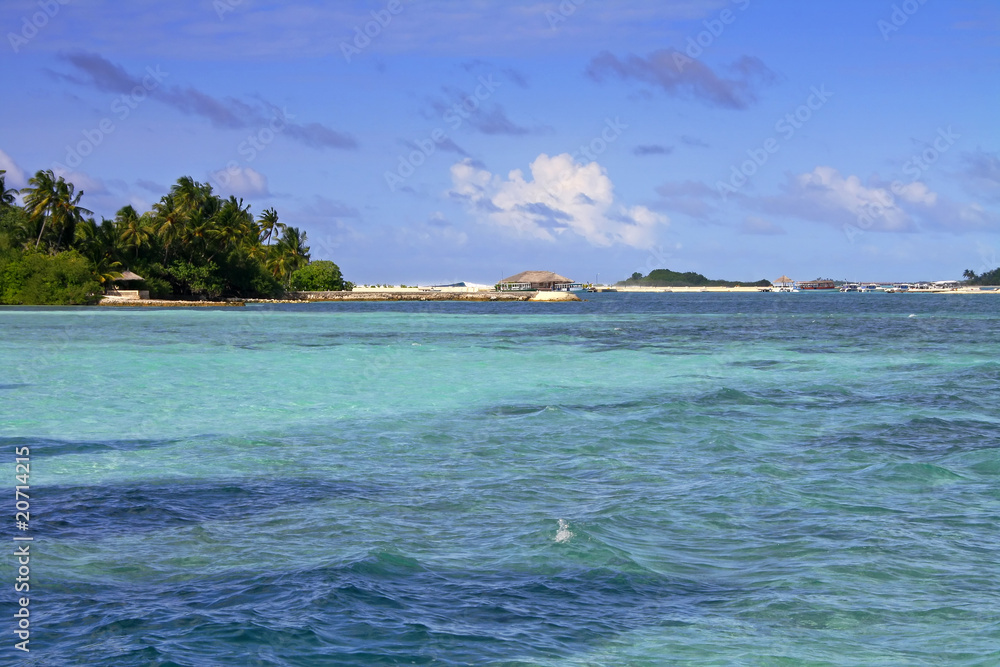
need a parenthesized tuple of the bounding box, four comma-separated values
(2, 0, 998, 284)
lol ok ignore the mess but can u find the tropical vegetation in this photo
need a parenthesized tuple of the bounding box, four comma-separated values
(619, 269, 772, 288)
(963, 268, 1000, 286)
(0, 170, 349, 304)
(288, 260, 350, 292)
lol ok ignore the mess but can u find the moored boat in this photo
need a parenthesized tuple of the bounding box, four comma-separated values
(798, 279, 837, 290)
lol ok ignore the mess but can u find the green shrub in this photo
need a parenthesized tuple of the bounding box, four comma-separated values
(0, 250, 102, 305)
(289, 260, 346, 292)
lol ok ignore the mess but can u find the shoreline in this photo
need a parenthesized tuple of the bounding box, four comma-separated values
(91, 286, 1000, 307)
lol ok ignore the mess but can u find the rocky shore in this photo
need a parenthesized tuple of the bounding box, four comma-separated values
(97, 290, 586, 307)
(245, 290, 582, 303)
(99, 298, 245, 307)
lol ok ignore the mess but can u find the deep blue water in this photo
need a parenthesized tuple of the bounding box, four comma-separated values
(2, 293, 999, 665)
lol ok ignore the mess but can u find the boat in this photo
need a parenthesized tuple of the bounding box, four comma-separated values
(798, 279, 837, 290)
(840, 283, 860, 292)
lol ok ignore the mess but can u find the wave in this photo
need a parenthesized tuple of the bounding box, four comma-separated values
(40, 478, 382, 539)
(39, 549, 718, 665)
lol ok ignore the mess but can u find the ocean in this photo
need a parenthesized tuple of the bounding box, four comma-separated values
(3, 293, 999, 665)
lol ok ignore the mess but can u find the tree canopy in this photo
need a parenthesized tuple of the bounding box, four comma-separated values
(289, 260, 349, 292)
(963, 268, 1000, 286)
(618, 269, 771, 288)
(0, 171, 349, 304)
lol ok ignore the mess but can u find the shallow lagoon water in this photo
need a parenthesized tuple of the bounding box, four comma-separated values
(2, 293, 999, 665)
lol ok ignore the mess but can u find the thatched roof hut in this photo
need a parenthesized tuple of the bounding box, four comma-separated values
(105, 270, 149, 299)
(114, 270, 145, 282)
(499, 270, 574, 291)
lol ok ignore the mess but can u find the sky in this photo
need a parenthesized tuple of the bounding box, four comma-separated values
(2, 0, 999, 285)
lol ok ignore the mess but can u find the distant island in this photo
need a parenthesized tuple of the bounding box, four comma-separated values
(618, 269, 772, 288)
(0, 170, 350, 305)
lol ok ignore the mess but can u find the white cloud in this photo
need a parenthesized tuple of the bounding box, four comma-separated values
(751, 166, 1000, 234)
(0, 149, 28, 188)
(892, 180, 937, 206)
(450, 153, 667, 248)
(756, 166, 919, 232)
(211, 166, 271, 199)
(50, 165, 109, 195)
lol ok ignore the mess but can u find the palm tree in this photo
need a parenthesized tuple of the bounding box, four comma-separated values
(0, 170, 17, 208)
(182, 209, 215, 261)
(258, 207, 284, 246)
(116, 205, 151, 260)
(21, 170, 92, 251)
(76, 218, 114, 259)
(21, 170, 57, 247)
(91, 255, 124, 288)
(209, 196, 253, 256)
(171, 176, 214, 218)
(270, 226, 310, 286)
(151, 194, 186, 262)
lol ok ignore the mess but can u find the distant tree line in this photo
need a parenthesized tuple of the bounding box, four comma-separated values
(963, 268, 1000, 286)
(0, 170, 349, 304)
(618, 269, 772, 288)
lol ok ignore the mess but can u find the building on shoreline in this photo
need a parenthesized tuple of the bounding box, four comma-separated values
(498, 271, 575, 291)
(105, 270, 149, 300)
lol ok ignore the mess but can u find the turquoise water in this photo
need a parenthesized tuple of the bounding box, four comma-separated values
(3, 294, 1000, 665)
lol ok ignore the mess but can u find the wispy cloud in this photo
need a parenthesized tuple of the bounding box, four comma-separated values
(961, 150, 1000, 202)
(16, 1, 732, 59)
(56, 52, 357, 150)
(654, 179, 719, 220)
(680, 135, 710, 148)
(752, 166, 1000, 234)
(757, 167, 919, 232)
(426, 83, 547, 137)
(586, 49, 775, 109)
(634, 144, 673, 156)
(740, 216, 785, 235)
